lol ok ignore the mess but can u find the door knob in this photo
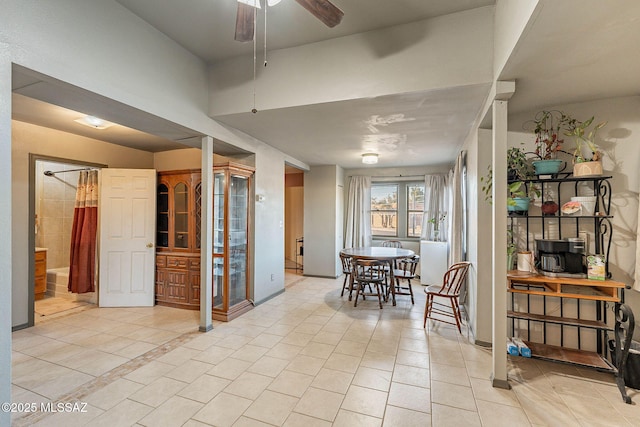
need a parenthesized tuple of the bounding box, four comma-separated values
(146, 243, 154, 248)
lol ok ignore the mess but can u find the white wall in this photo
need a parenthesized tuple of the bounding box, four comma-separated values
(252, 144, 287, 303)
(209, 6, 494, 116)
(304, 165, 343, 277)
(464, 129, 494, 344)
(494, 0, 539, 78)
(0, 45, 12, 427)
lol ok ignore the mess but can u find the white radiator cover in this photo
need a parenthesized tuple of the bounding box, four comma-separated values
(420, 240, 449, 285)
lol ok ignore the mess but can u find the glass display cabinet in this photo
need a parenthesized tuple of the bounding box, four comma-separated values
(213, 162, 254, 321)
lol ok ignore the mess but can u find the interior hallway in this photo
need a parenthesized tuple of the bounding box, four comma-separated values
(11, 273, 639, 426)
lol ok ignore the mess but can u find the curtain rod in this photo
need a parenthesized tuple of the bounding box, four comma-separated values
(347, 174, 426, 179)
(43, 167, 98, 176)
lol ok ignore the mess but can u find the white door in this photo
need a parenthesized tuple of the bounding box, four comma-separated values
(99, 169, 156, 307)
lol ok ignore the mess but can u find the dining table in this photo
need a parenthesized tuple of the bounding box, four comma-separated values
(340, 246, 415, 306)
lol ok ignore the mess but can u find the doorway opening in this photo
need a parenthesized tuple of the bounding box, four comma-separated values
(284, 165, 304, 285)
(30, 155, 104, 323)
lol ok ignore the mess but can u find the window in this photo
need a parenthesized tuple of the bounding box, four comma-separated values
(371, 182, 424, 238)
(371, 184, 397, 236)
(407, 184, 424, 237)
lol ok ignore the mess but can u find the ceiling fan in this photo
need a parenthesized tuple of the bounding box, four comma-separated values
(235, 0, 344, 42)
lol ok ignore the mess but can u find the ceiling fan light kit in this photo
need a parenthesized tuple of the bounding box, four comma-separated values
(235, 0, 343, 42)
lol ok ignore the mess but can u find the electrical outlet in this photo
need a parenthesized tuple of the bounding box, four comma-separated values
(270, 273, 275, 281)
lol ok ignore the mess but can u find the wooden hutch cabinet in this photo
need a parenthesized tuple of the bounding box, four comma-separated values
(212, 162, 255, 321)
(155, 163, 254, 321)
(155, 169, 202, 309)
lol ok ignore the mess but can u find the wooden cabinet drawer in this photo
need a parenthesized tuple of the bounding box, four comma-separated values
(166, 256, 188, 269)
(35, 260, 46, 278)
(35, 277, 46, 295)
(189, 258, 201, 271)
(156, 255, 167, 268)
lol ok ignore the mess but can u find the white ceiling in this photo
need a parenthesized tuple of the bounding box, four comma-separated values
(11, 1, 640, 169)
(215, 84, 491, 168)
(115, 0, 494, 63)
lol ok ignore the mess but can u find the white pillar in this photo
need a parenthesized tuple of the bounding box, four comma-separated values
(491, 99, 510, 389)
(199, 136, 213, 332)
(0, 51, 13, 426)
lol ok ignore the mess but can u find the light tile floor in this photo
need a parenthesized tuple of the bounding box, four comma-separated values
(11, 273, 640, 426)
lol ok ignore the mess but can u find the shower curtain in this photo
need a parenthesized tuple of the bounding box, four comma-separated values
(68, 170, 98, 294)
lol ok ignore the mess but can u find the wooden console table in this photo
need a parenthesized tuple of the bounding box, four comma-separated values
(507, 271, 633, 403)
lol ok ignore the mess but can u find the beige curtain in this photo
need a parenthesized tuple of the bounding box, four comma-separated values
(635, 194, 640, 290)
(449, 151, 466, 265)
(68, 170, 98, 293)
(421, 174, 450, 241)
(344, 176, 372, 248)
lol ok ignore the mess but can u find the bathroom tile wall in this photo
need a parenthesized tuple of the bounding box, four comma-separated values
(37, 161, 83, 269)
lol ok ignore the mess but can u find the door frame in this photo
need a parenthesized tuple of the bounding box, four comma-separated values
(25, 154, 106, 328)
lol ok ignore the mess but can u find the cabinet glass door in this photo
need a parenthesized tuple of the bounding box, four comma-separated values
(195, 182, 202, 249)
(156, 184, 169, 247)
(214, 172, 225, 254)
(229, 174, 248, 306)
(174, 182, 189, 248)
(213, 256, 225, 310)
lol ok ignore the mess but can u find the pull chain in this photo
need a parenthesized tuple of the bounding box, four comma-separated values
(264, 2, 268, 67)
(251, 3, 257, 114)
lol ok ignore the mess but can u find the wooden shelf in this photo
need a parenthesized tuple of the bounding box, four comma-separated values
(507, 311, 611, 330)
(523, 341, 615, 371)
(507, 271, 624, 302)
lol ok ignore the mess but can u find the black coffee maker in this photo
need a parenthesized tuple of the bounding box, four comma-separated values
(536, 238, 586, 278)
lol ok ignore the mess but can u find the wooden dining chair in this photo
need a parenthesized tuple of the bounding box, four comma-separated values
(423, 261, 471, 333)
(390, 255, 420, 304)
(381, 240, 402, 248)
(351, 259, 387, 309)
(339, 253, 353, 297)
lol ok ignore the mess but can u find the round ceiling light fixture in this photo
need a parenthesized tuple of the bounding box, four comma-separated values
(361, 153, 379, 164)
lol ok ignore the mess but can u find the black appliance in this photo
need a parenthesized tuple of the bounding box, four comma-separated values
(536, 238, 586, 278)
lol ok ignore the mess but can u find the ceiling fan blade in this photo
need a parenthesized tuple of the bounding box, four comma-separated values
(294, 0, 344, 28)
(234, 2, 256, 42)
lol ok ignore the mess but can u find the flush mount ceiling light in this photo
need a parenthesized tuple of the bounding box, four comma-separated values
(74, 115, 115, 130)
(362, 153, 379, 164)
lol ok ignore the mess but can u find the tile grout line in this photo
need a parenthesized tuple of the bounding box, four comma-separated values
(13, 328, 201, 426)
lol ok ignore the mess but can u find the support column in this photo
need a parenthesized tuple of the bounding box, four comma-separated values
(491, 99, 510, 389)
(199, 136, 213, 332)
(0, 52, 13, 426)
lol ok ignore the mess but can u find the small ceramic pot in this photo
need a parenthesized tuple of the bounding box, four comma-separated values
(573, 161, 603, 177)
(541, 201, 559, 216)
(533, 159, 563, 175)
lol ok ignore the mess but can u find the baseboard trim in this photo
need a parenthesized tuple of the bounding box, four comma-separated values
(253, 288, 286, 306)
(303, 274, 340, 279)
(12, 322, 30, 332)
(490, 374, 511, 390)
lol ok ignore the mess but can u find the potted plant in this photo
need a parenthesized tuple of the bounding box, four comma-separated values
(481, 147, 535, 203)
(508, 181, 540, 213)
(507, 146, 534, 181)
(526, 110, 572, 175)
(428, 213, 446, 241)
(564, 115, 607, 177)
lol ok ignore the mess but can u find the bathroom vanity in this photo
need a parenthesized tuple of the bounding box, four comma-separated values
(34, 248, 47, 300)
